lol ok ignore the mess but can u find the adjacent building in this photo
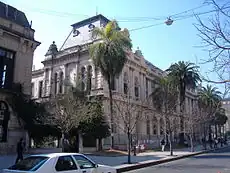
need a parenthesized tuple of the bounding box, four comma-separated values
(222, 98, 230, 133)
(0, 2, 40, 153)
(31, 14, 198, 149)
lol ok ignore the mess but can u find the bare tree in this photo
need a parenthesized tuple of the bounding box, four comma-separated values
(185, 107, 202, 152)
(150, 76, 179, 156)
(113, 86, 147, 164)
(195, 0, 230, 87)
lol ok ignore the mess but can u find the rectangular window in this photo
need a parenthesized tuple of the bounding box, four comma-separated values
(111, 77, 116, 90)
(73, 155, 95, 169)
(38, 81, 43, 98)
(145, 78, 148, 98)
(0, 47, 15, 89)
(146, 118, 150, 135)
(134, 86, 139, 98)
(151, 80, 155, 92)
(55, 156, 77, 172)
(124, 83, 128, 94)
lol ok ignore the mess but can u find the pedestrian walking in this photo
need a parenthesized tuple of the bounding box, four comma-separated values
(15, 138, 24, 164)
(161, 138, 166, 152)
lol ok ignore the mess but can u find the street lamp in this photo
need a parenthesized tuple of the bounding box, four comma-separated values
(165, 17, 174, 26)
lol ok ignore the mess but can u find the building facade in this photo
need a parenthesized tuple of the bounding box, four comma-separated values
(0, 2, 40, 153)
(32, 14, 198, 149)
(222, 98, 230, 133)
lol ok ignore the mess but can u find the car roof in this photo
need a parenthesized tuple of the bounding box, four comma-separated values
(30, 153, 84, 158)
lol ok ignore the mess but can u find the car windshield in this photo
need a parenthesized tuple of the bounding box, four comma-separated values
(8, 156, 49, 171)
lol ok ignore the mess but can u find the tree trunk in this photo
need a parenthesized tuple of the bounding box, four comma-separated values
(203, 123, 207, 150)
(108, 79, 114, 149)
(219, 125, 221, 138)
(98, 138, 103, 151)
(189, 134, 194, 152)
(75, 132, 79, 153)
(215, 124, 218, 138)
(169, 133, 173, 156)
(127, 132, 131, 164)
(179, 96, 185, 145)
(61, 133, 65, 152)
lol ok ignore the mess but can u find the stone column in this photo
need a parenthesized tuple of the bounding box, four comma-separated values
(43, 68, 50, 97)
(129, 67, 134, 96)
(64, 63, 69, 92)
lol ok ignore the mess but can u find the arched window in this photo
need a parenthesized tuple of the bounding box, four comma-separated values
(134, 76, 139, 98)
(0, 101, 9, 142)
(81, 67, 86, 91)
(123, 72, 128, 94)
(152, 116, 158, 135)
(146, 115, 150, 135)
(87, 65, 93, 91)
(111, 76, 116, 91)
(54, 73, 58, 94)
(59, 72, 64, 94)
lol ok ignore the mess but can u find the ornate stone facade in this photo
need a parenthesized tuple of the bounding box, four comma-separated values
(0, 2, 40, 153)
(32, 14, 198, 149)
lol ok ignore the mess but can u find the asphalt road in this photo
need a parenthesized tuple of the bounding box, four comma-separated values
(127, 147, 230, 173)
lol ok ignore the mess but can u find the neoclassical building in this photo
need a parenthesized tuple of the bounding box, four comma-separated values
(32, 14, 198, 149)
(0, 2, 40, 153)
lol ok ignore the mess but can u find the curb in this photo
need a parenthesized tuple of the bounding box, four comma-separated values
(116, 146, 229, 173)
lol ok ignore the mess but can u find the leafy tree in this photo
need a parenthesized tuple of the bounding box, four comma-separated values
(198, 84, 222, 147)
(6, 83, 53, 142)
(213, 108, 228, 138)
(44, 81, 97, 151)
(166, 61, 201, 145)
(80, 101, 110, 151)
(150, 76, 179, 156)
(89, 20, 132, 148)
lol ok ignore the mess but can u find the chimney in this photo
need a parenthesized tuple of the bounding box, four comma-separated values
(5, 5, 8, 17)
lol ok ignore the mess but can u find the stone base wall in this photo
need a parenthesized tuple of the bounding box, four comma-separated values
(0, 130, 27, 154)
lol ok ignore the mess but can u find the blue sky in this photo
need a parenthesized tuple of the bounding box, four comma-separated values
(2, 0, 225, 90)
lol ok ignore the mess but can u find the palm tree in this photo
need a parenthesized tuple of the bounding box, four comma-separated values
(166, 61, 201, 145)
(151, 76, 178, 156)
(213, 108, 228, 139)
(89, 20, 132, 148)
(198, 84, 222, 147)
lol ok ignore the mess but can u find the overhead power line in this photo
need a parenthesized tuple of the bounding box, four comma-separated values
(129, 5, 230, 32)
(18, 3, 230, 32)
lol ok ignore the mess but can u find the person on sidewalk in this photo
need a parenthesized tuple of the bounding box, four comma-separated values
(160, 138, 166, 152)
(15, 138, 24, 164)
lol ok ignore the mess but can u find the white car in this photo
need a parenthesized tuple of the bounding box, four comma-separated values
(2, 153, 116, 173)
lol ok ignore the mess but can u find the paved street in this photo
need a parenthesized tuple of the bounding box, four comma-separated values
(127, 147, 230, 173)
